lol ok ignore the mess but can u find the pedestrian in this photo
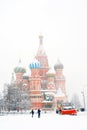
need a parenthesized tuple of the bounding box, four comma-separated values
(56, 109, 58, 114)
(37, 109, 41, 118)
(31, 109, 34, 118)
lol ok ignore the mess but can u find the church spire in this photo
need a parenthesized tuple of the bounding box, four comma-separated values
(39, 33, 43, 45)
(36, 34, 46, 57)
(35, 34, 49, 76)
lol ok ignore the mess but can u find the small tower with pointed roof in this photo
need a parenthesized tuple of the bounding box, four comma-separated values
(29, 58, 42, 109)
(35, 34, 49, 80)
(14, 59, 26, 82)
(54, 59, 67, 100)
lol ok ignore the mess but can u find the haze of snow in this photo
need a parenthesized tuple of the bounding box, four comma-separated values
(0, 111, 87, 130)
(1, 0, 87, 107)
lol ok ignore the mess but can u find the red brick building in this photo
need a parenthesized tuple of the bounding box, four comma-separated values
(14, 35, 67, 110)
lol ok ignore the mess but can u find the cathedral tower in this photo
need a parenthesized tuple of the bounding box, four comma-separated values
(54, 59, 67, 102)
(14, 59, 26, 82)
(46, 69, 55, 90)
(35, 34, 49, 80)
(29, 59, 42, 109)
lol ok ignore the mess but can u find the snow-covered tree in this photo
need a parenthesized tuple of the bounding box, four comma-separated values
(3, 83, 31, 111)
(0, 94, 4, 111)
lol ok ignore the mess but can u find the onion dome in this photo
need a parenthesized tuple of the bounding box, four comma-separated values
(29, 58, 41, 69)
(54, 59, 64, 70)
(46, 68, 55, 77)
(14, 59, 26, 73)
(23, 73, 29, 80)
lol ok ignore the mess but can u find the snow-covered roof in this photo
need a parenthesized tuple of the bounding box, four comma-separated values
(42, 100, 53, 103)
(46, 68, 55, 74)
(48, 82, 55, 85)
(23, 72, 29, 77)
(55, 87, 65, 97)
(45, 92, 55, 96)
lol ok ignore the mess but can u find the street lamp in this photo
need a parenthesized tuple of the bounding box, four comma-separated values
(81, 91, 85, 111)
(81, 85, 87, 111)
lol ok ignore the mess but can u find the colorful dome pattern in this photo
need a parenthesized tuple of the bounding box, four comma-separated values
(14, 67, 26, 73)
(29, 58, 41, 69)
(14, 59, 26, 73)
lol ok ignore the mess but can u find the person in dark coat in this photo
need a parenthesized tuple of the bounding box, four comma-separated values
(31, 109, 34, 117)
(37, 109, 41, 118)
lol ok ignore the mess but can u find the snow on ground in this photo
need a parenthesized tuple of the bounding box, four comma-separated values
(0, 111, 87, 130)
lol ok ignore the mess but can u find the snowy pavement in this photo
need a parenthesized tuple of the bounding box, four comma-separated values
(0, 111, 87, 130)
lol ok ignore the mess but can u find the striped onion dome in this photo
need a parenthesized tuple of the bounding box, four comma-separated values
(29, 58, 41, 69)
(14, 59, 26, 73)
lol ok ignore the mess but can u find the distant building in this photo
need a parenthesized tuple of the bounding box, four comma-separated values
(13, 34, 68, 110)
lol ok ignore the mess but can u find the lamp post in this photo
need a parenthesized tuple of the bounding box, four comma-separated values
(81, 85, 87, 111)
(81, 91, 85, 111)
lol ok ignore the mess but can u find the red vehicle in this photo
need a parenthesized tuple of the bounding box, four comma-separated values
(57, 103, 77, 115)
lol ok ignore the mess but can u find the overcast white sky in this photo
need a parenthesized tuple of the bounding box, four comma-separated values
(0, 0, 87, 100)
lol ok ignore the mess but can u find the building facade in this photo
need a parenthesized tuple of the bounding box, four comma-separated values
(14, 35, 67, 110)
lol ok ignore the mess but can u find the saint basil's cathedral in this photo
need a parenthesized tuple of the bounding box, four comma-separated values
(13, 34, 68, 110)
